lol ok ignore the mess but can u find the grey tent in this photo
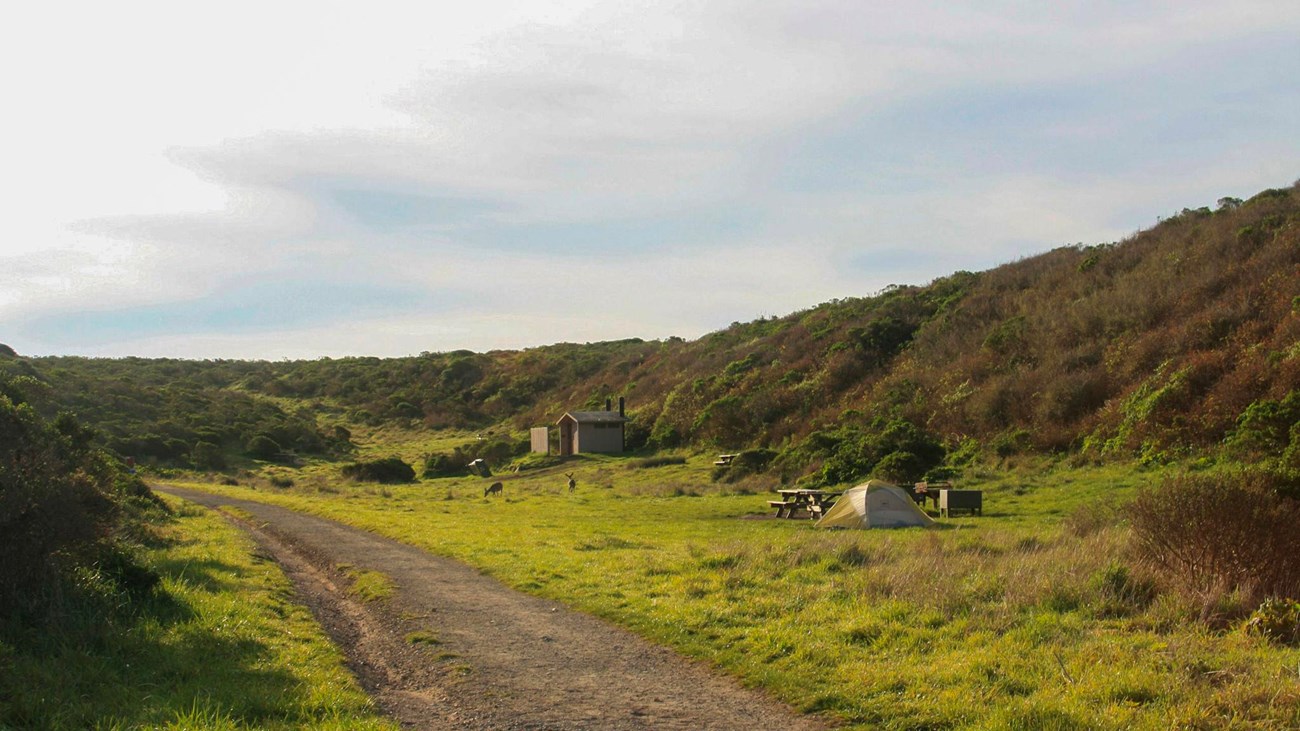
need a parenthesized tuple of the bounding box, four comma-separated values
(815, 480, 935, 529)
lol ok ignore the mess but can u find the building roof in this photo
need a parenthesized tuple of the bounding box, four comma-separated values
(559, 410, 627, 424)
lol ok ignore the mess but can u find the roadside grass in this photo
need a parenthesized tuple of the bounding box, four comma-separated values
(165, 457, 1300, 729)
(0, 496, 397, 731)
(342, 567, 397, 603)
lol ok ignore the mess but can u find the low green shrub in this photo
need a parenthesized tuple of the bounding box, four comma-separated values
(423, 449, 470, 478)
(713, 448, 778, 483)
(246, 435, 282, 461)
(1245, 597, 1300, 645)
(341, 457, 416, 484)
(423, 437, 528, 478)
(190, 440, 226, 470)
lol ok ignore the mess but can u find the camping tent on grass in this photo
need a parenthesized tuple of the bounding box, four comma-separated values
(815, 480, 935, 529)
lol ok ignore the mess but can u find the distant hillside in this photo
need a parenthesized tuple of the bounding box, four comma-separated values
(8, 180, 1299, 482)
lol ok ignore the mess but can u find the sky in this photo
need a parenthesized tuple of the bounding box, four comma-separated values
(2, 1, 1298, 359)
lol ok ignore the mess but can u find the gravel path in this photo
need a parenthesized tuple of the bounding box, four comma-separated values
(158, 486, 825, 730)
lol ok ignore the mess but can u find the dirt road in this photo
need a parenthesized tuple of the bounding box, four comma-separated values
(158, 486, 825, 730)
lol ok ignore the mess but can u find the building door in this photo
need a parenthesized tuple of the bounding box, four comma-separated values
(559, 419, 575, 456)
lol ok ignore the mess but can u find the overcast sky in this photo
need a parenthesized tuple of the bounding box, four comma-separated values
(3, 1, 1298, 359)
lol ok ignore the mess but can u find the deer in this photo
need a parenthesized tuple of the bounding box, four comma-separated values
(565, 473, 576, 493)
(484, 481, 503, 497)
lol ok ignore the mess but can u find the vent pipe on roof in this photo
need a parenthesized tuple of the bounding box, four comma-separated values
(619, 396, 625, 417)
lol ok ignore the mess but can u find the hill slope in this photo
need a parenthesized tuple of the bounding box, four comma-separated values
(6, 181, 1298, 481)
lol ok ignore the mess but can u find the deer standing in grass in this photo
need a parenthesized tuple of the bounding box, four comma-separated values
(484, 481, 503, 497)
(565, 473, 576, 493)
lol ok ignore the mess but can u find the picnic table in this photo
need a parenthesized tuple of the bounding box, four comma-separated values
(768, 489, 840, 519)
(714, 453, 738, 466)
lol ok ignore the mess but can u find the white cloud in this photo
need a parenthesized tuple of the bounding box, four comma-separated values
(2, 1, 1298, 357)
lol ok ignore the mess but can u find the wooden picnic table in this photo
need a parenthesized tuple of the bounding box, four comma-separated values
(768, 489, 840, 519)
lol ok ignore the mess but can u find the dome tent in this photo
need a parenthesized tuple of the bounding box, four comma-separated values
(815, 480, 935, 529)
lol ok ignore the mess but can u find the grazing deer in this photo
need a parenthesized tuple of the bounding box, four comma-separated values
(484, 481, 503, 497)
(565, 473, 576, 493)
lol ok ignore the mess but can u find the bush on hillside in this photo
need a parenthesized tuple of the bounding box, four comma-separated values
(779, 417, 945, 486)
(341, 456, 415, 484)
(462, 435, 527, 466)
(713, 448, 778, 483)
(623, 417, 650, 451)
(422, 448, 470, 478)
(1128, 471, 1300, 615)
(423, 436, 527, 479)
(245, 434, 283, 461)
(872, 451, 928, 483)
(190, 440, 226, 470)
(0, 375, 163, 613)
(1228, 391, 1300, 465)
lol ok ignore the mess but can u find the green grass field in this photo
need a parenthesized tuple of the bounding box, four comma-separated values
(0, 496, 398, 731)
(169, 455, 1300, 730)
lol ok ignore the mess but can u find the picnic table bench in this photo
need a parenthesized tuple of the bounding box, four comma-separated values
(714, 453, 738, 466)
(771, 489, 840, 519)
(767, 499, 798, 518)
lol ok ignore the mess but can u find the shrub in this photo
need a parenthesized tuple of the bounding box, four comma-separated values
(714, 448, 779, 483)
(423, 449, 469, 478)
(0, 377, 162, 613)
(793, 418, 946, 486)
(1128, 471, 1300, 610)
(422, 437, 527, 479)
(245, 435, 282, 461)
(461, 436, 527, 466)
(731, 448, 778, 474)
(190, 441, 226, 470)
(1245, 598, 1300, 645)
(341, 456, 416, 484)
(1228, 391, 1300, 456)
(622, 418, 651, 451)
(990, 429, 1031, 458)
(872, 451, 926, 483)
(391, 401, 422, 418)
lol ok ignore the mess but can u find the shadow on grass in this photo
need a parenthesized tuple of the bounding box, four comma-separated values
(0, 555, 327, 730)
(150, 555, 251, 594)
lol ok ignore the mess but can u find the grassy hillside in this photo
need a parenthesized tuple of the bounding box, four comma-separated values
(6, 181, 1299, 483)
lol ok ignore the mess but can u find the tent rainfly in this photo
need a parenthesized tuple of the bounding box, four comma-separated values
(815, 480, 935, 529)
